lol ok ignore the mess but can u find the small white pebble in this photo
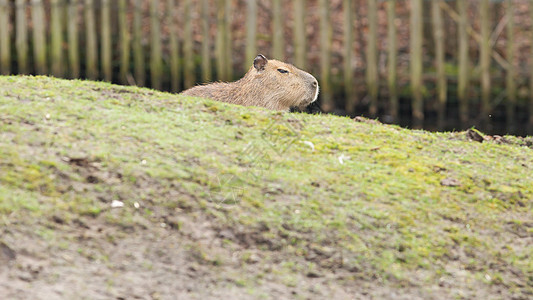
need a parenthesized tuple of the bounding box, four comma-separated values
(294, 209, 300, 214)
(338, 154, 350, 165)
(133, 202, 140, 209)
(141, 159, 147, 165)
(45, 113, 50, 119)
(160, 223, 166, 228)
(484, 274, 491, 281)
(301, 141, 315, 151)
(111, 200, 124, 208)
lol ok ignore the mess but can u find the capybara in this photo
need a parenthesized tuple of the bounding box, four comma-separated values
(181, 54, 319, 111)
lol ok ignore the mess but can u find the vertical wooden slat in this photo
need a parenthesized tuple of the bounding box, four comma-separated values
(272, 0, 283, 60)
(85, 0, 98, 80)
(183, 0, 194, 89)
(16, 0, 28, 74)
(293, 0, 306, 69)
(224, 0, 232, 80)
(422, 0, 433, 56)
(150, 0, 162, 89)
(367, 0, 378, 117)
(133, 0, 145, 86)
(118, 0, 130, 84)
(201, 0, 211, 82)
(505, 0, 516, 132)
(101, 0, 112, 82)
(343, 0, 355, 113)
(245, 0, 257, 68)
(216, 0, 225, 81)
(410, 0, 423, 128)
(214, 0, 232, 81)
(457, 0, 469, 126)
(480, 0, 490, 128)
(0, 0, 11, 75)
(67, 0, 80, 78)
(530, 2, 533, 133)
(31, 0, 46, 75)
(319, 0, 333, 112)
(432, 0, 446, 130)
(50, 0, 63, 77)
(355, 0, 366, 64)
(387, 0, 398, 122)
(168, 0, 180, 91)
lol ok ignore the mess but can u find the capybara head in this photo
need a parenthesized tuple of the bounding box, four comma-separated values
(247, 54, 319, 110)
(180, 54, 319, 111)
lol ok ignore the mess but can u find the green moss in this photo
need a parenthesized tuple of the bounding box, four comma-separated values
(1, 75, 531, 296)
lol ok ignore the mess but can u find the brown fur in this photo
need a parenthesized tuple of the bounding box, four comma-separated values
(180, 55, 319, 111)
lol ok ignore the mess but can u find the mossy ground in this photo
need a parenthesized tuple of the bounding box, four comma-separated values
(0, 76, 531, 299)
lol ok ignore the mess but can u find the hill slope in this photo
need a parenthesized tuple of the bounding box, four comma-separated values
(0, 76, 531, 300)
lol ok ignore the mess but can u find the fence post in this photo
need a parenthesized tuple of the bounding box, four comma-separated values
(183, 0, 194, 89)
(133, 0, 145, 86)
(216, 0, 232, 81)
(245, 0, 257, 69)
(410, 0, 423, 128)
(150, 0, 162, 90)
(367, 0, 378, 117)
(387, 0, 397, 122)
(50, 0, 63, 77)
(319, 0, 333, 112)
(101, 0, 112, 82)
(85, 0, 98, 80)
(344, 0, 355, 113)
(293, 0, 306, 69)
(272, 0, 283, 60)
(118, 0, 130, 84)
(457, 0, 469, 127)
(0, 0, 11, 75)
(480, 0, 490, 129)
(432, 0, 446, 130)
(201, 0, 211, 82)
(505, 0, 516, 132)
(67, 0, 80, 78)
(216, 0, 225, 81)
(168, 0, 180, 91)
(31, 0, 46, 75)
(224, 0, 232, 80)
(530, 2, 533, 134)
(15, 0, 28, 74)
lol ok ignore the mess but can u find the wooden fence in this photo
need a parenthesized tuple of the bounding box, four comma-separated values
(0, 0, 532, 135)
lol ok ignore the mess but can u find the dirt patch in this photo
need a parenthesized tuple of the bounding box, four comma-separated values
(0, 242, 16, 266)
(0, 215, 370, 300)
(354, 116, 382, 125)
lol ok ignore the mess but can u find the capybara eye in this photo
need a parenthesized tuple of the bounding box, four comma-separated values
(277, 69, 289, 74)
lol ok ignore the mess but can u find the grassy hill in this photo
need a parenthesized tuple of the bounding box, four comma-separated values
(0, 76, 531, 299)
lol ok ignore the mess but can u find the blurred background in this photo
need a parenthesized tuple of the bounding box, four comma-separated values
(0, 0, 532, 136)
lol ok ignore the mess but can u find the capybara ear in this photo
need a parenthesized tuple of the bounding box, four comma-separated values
(253, 54, 268, 71)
